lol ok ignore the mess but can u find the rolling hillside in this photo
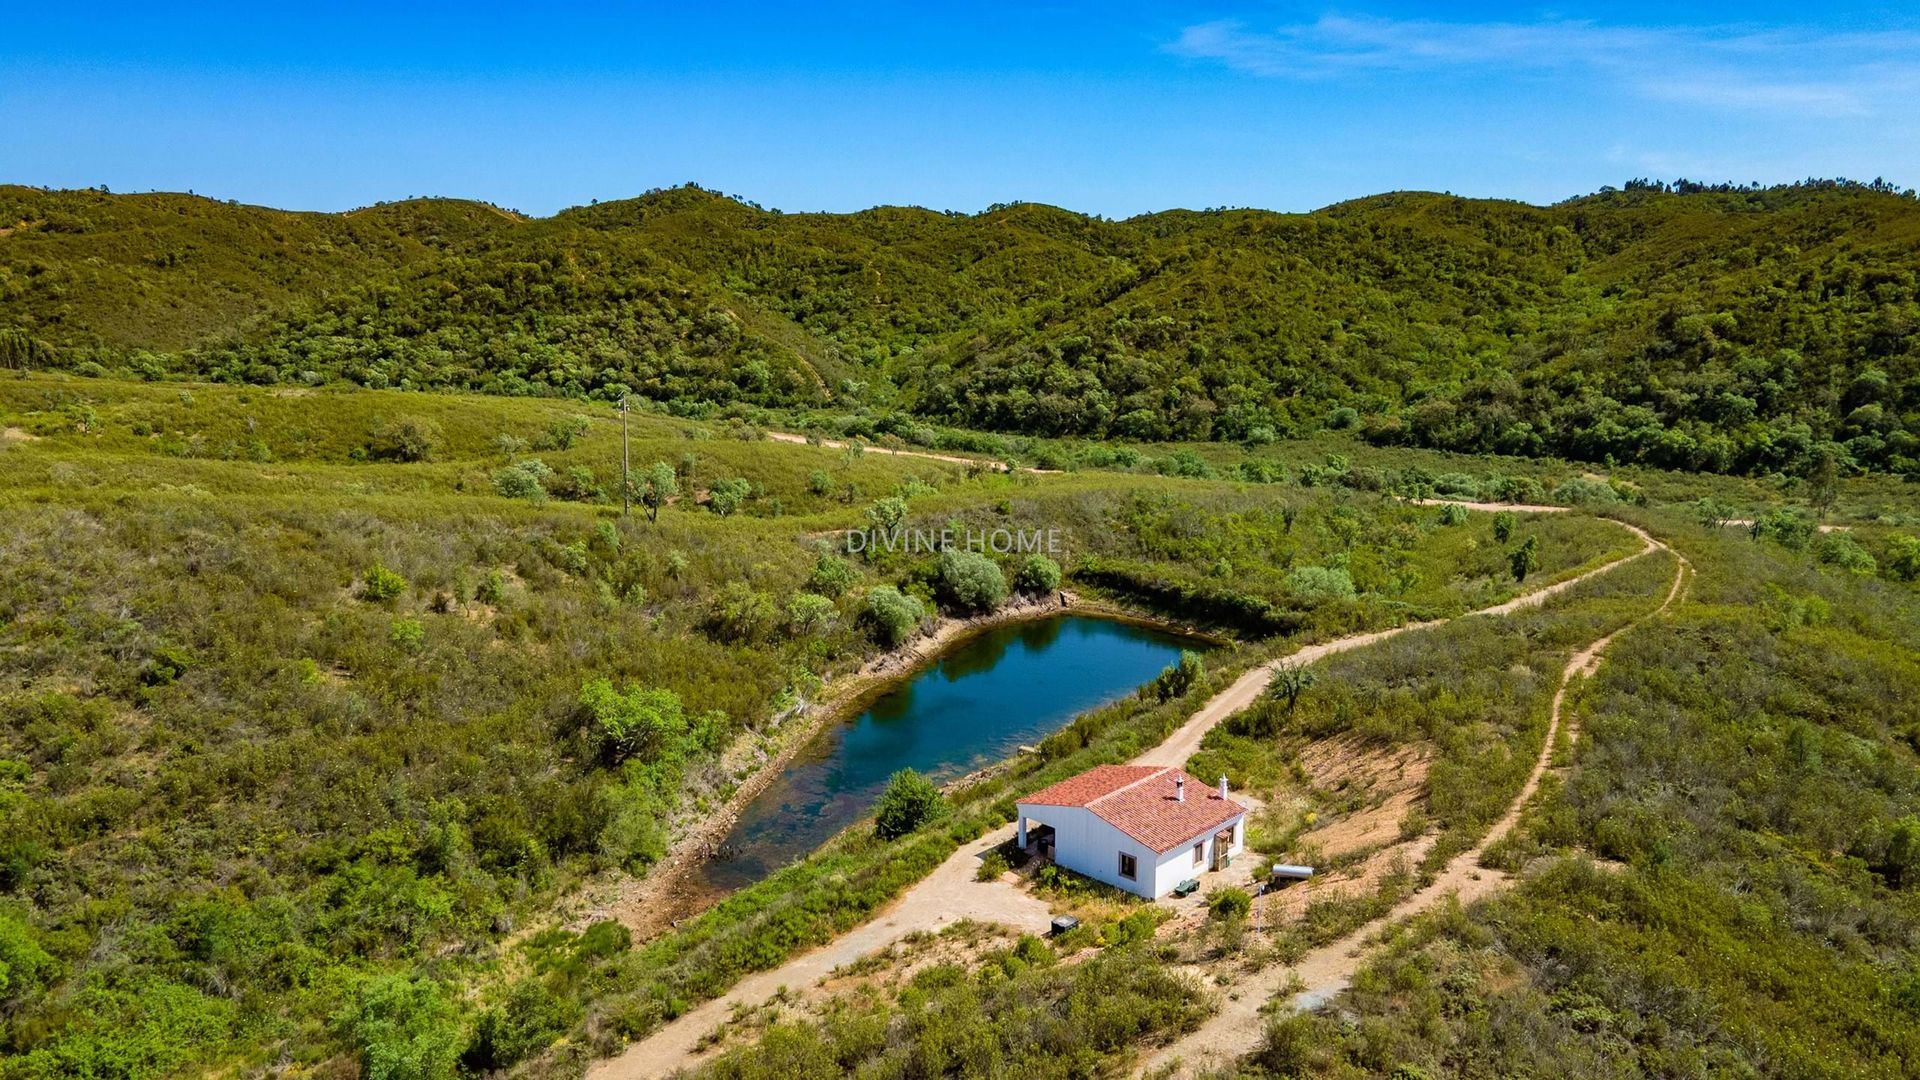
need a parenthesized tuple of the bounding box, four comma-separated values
(4, 180, 1917, 476)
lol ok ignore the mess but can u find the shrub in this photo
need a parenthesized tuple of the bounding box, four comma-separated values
(367, 416, 443, 463)
(934, 549, 1008, 612)
(1510, 535, 1539, 581)
(874, 769, 946, 840)
(1284, 565, 1355, 601)
(360, 563, 408, 602)
(786, 592, 837, 633)
(808, 552, 859, 598)
(1552, 476, 1620, 505)
(140, 644, 193, 687)
(807, 470, 833, 496)
(389, 617, 425, 652)
(1151, 651, 1205, 701)
(1814, 533, 1877, 575)
(343, 976, 463, 1080)
(578, 679, 689, 764)
(1751, 507, 1816, 551)
(1013, 554, 1062, 594)
(463, 979, 580, 1072)
(707, 477, 751, 517)
(1492, 510, 1516, 543)
(1438, 503, 1469, 526)
(1208, 887, 1252, 920)
(706, 582, 778, 643)
(493, 459, 552, 502)
(1889, 535, 1920, 582)
(863, 585, 924, 646)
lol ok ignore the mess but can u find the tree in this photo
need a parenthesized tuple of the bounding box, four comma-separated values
(866, 495, 909, 534)
(1806, 443, 1842, 518)
(706, 582, 777, 643)
(1492, 510, 1516, 543)
(864, 585, 924, 646)
(708, 477, 751, 518)
(578, 679, 688, 764)
(1152, 651, 1206, 701)
(874, 768, 946, 840)
(935, 550, 1008, 612)
(1751, 507, 1816, 551)
(1510, 536, 1539, 581)
(1270, 664, 1317, 713)
(638, 462, 677, 523)
(1694, 498, 1734, 530)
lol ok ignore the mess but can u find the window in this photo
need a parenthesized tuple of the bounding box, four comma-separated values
(1118, 852, 1137, 880)
(1193, 842, 1205, 866)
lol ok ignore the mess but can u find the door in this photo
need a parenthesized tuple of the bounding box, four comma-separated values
(1211, 830, 1233, 871)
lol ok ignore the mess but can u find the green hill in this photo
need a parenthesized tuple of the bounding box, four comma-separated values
(3, 180, 1917, 477)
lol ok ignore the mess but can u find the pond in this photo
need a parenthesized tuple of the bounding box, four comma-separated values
(700, 614, 1199, 892)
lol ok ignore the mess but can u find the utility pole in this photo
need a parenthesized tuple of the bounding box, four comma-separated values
(620, 397, 631, 516)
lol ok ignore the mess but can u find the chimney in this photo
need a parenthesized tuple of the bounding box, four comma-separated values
(1218, 775, 1230, 799)
(1174, 775, 1185, 802)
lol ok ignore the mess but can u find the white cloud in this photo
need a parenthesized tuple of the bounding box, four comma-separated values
(1167, 14, 1920, 118)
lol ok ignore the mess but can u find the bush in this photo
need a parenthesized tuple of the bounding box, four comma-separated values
(360, 563, 408, 602)
(463, 979, 580, 1071)
(367, 416, 443, 462)
(1751, 507, 1817, 551)
(1492, 510, 1516, 543)
(786, 592, 837, 633)
(807, 470, 833, 496)
(1014, 554, 1063, 593)
(578, 679, 689, 764)
(874, 768, 946, 840)
(1889, 536, 1920, 582)
(708, 477, 751, 517)
(1151, 651, 1205, 701)
(807, 552, 859, 598)
(864, 586, 925, 647)
(493, 459, 552, 502)
(1438, 503, 1469, 526)
(343, 976, 463, 1080)
(1510, 535, 1539, 581)
(707, 581, 778, 643)
(1552, 476, 1620, 505)
(1814, 532, 1877, 575)
(1284, 565, 1355, 601)
(389, 617, 425, 652)
(1208, 887, 1252, 920)
(934, 549, 1008, 612)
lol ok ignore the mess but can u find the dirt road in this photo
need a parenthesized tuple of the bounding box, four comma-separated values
(1137, 536, 1689, 1077)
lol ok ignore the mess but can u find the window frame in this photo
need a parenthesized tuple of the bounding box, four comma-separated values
(1193, 841, 1205, 866)
(1118, 851, 1137, 880)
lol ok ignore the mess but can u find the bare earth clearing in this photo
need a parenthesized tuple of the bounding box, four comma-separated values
(589, 513, 1667, 1080)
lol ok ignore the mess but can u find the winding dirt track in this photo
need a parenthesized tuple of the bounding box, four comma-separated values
(1138, 531, 1689, 1077)
(588, 513, 1664, 1080)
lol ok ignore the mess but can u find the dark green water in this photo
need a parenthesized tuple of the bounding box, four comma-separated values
(701, 615, 1195, 891)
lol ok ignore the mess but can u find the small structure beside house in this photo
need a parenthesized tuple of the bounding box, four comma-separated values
(1015, 764, 1248, 899)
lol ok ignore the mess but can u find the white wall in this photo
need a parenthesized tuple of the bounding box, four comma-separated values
(1017, 803, 1248, 899)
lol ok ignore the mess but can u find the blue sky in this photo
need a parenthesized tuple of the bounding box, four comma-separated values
(5, 2, 1917, 216)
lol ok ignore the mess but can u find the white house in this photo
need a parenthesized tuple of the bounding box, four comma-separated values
(1015, 764, 1247, 899)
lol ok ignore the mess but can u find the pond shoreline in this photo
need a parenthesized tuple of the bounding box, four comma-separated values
(602, 592, 1220, 938)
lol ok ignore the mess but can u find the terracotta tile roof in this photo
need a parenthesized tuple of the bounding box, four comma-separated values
(1018, 764, 1162, 808)
(1019, 765, 1247, 854)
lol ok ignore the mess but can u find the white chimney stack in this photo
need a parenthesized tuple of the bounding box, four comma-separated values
(1219, 775, 1230, 799)
(1174, 775, 1185, 802)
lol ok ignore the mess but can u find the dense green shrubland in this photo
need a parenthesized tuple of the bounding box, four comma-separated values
(7, 180, 1919, 478)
